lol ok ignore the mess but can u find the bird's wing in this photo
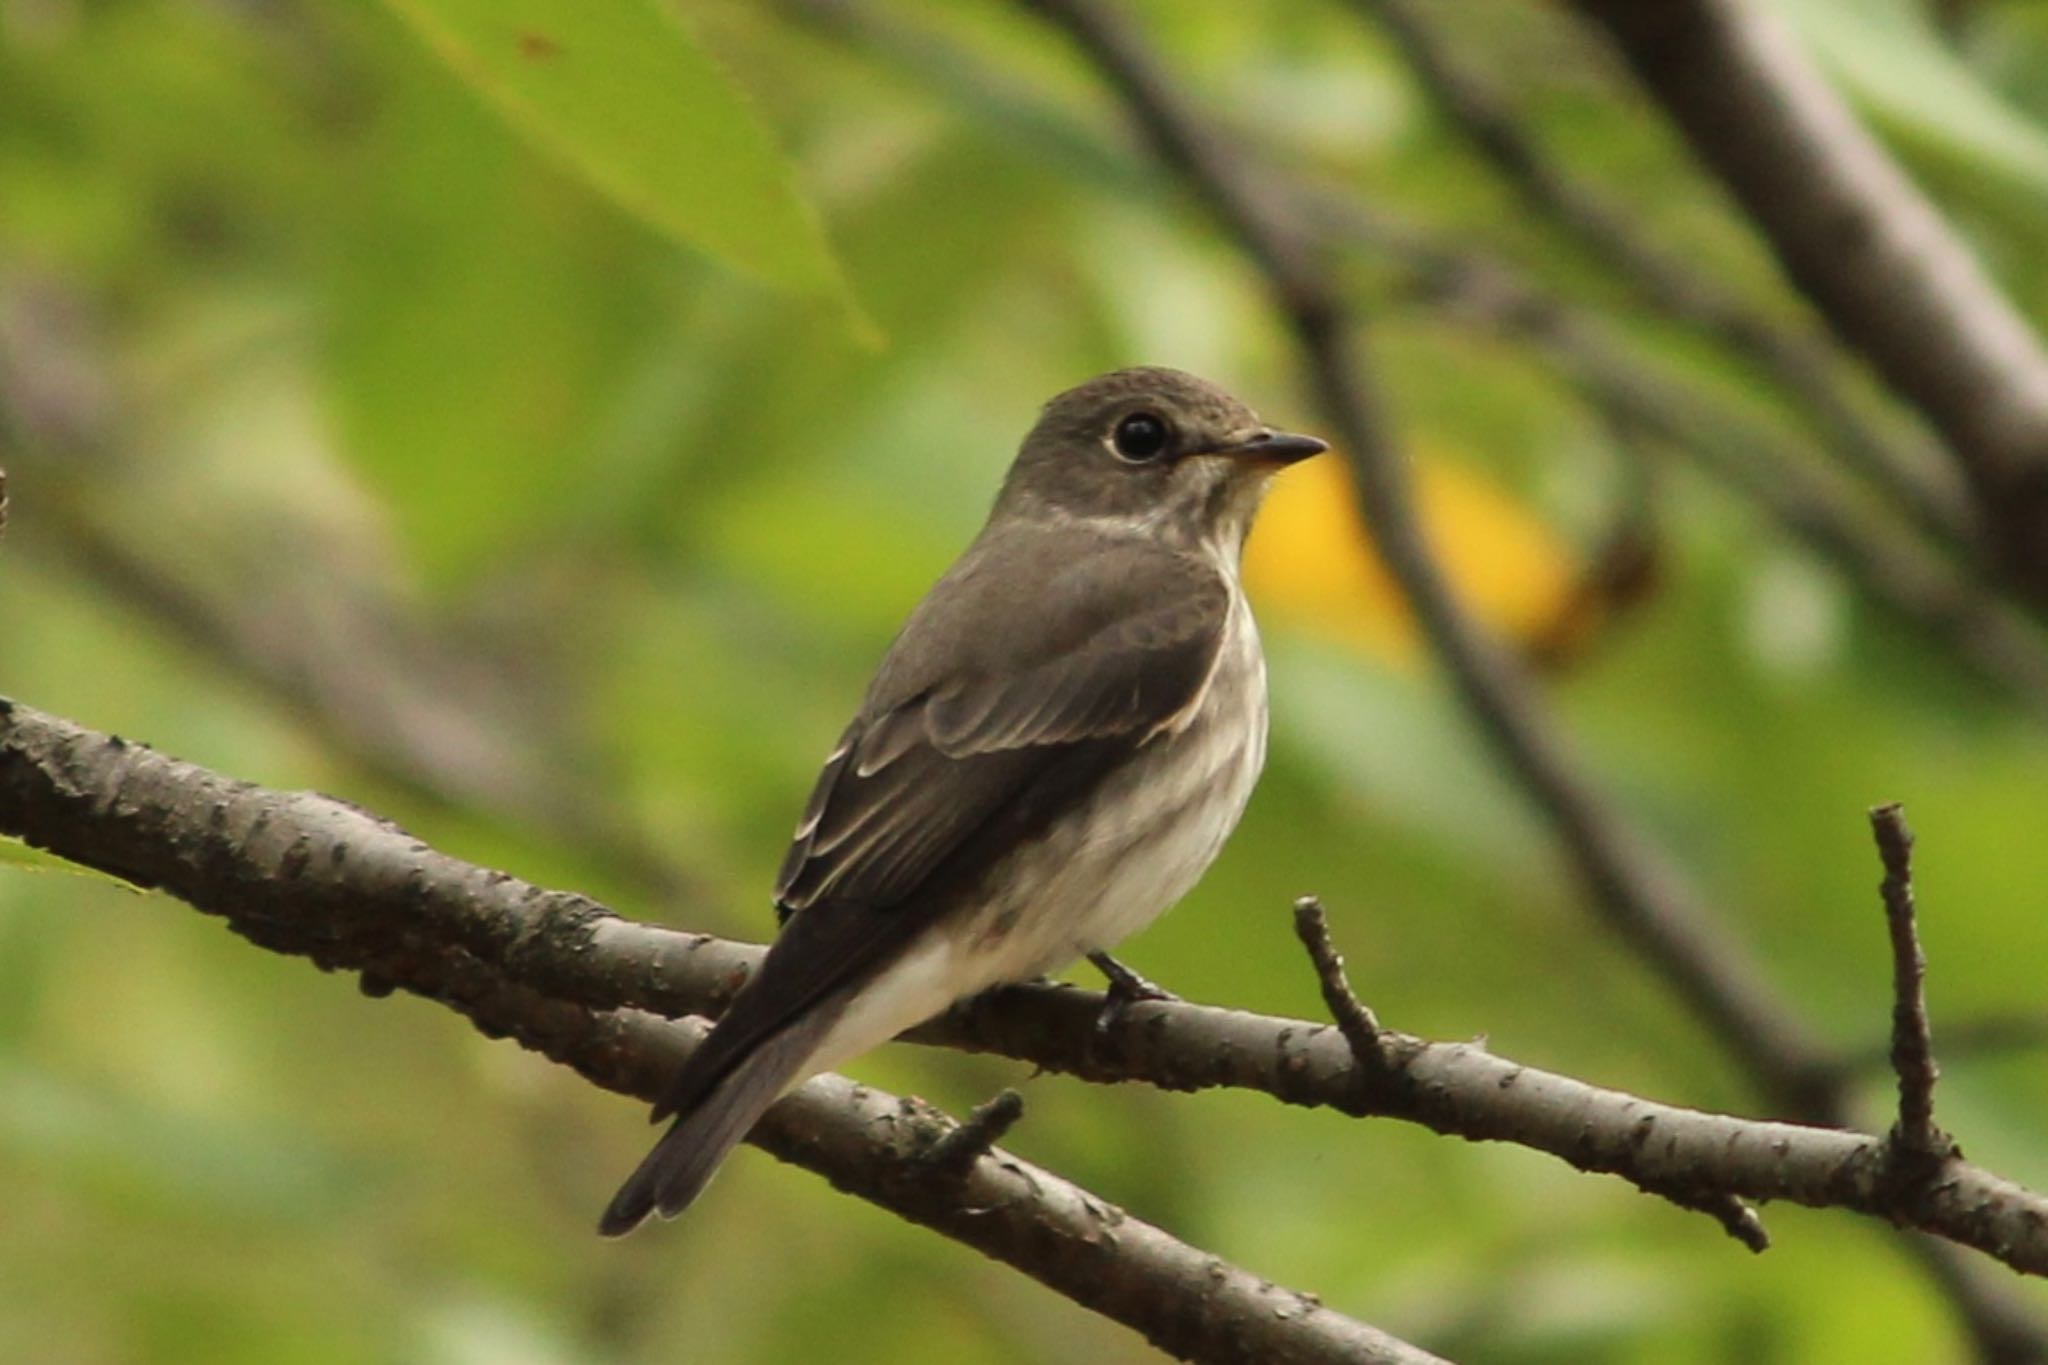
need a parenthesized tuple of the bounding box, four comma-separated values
(649, 530, 1231, 1124)
(774, 532, 1230, 915)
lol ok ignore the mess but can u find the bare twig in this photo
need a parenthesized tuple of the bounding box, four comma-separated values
(1346, 0, 1973, 552)
(1297, 894, 1769, 1251)
(1871, 803, 1946, 1159)
(1570, 0, 2048, 596)
(919, 1088, 1027, 1179)
(1291, 896, 1384, 1068)
(6, 696, 2048, 1280)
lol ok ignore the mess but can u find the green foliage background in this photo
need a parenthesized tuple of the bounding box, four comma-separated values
(4, 0, 2048, 1360)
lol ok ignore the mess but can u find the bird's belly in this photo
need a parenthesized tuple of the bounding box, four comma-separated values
(1011, 703, 1264, 966)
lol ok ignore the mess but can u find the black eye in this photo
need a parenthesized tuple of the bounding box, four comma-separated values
(1111, 411, 1171, 462)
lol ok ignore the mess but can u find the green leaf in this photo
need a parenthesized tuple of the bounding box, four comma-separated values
(374, 0, 871, 336)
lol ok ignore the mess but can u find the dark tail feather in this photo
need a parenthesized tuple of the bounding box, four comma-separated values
(598, 1011, 838, 1237)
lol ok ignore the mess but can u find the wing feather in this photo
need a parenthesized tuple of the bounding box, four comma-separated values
(773, 534, 1229, 918)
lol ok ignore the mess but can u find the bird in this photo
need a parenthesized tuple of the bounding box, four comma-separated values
(600, 366, 1326, 1235)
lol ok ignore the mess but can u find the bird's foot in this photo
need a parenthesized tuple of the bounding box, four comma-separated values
(1088, 951, 1179, 1037)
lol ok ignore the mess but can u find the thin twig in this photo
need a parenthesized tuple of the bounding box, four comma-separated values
(1291, 896, 1384, 1069)
(1297, 892, 1768, 1251)
(1871, 803, 1945, 1158)
(920, 1089, 1027, 1179)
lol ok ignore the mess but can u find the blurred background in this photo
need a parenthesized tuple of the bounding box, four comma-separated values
(5, 0, 2048, 1360)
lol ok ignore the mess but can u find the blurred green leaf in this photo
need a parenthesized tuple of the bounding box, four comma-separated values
(0, 1061, 357, 1223)
(373, 0, 871, 335)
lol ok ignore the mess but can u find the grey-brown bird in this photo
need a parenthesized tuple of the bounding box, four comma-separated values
(600, 367, 1325, 1235)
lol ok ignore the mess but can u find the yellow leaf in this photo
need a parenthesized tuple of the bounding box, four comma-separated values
(1244, 447, 1578, 663)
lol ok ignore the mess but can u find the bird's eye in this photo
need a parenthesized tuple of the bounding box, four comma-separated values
(1110, 411, 1172, 463)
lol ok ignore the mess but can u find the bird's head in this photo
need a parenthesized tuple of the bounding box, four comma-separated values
(997, 366, 1327, 555)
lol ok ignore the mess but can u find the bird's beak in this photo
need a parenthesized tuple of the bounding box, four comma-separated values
(1212, 428, 1329, 466)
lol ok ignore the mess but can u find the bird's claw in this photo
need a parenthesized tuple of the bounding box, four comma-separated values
(1088, 951, 1179, 1037)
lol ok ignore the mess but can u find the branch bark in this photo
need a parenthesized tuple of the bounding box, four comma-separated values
(0, 695, 1438, 1365)
(5, 696, 2048, 1284)
(1872, 803, 1946, 1160)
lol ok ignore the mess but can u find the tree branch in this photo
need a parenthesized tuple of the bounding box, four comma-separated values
(0, 696, 1438, 1365)
(1569, 0, 2048, 594)
(1872, 803, 1947, 1160)
(1345, 0, 1975, 553)
(6, 696, 2048, 1284)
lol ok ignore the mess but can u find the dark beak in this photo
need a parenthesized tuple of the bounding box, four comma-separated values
(1214, 428, 1329, 465)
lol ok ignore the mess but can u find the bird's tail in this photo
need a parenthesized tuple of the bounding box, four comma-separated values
(598, 1008, 839, 1237)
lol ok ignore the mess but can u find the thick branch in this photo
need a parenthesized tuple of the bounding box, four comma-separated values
(5, 697, 2048, 1281)
(1571, 0, 2048, 589)
(0, 697, 1435, 1365)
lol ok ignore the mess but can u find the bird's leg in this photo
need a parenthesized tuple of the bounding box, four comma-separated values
(1088, 951, 1179, 1036)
